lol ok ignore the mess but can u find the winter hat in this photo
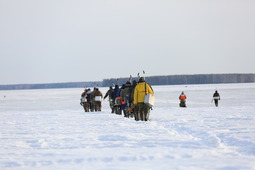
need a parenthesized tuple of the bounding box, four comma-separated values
(138, 77, 145, 82)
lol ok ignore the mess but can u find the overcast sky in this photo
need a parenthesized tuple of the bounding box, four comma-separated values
(0, 0, 255, 84)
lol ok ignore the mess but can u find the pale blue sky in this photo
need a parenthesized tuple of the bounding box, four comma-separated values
(0, 0, 255, 84)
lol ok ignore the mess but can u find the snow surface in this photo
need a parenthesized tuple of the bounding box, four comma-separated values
(1, 83, 255, 170)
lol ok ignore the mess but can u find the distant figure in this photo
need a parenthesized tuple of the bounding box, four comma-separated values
(104, 86, 114, 113)
(213, 90, 220, 107)
(112, 85, 122, 115)
(179, 91, 187, 107)
(129, 80, 138, 120)
(80, 89, 90, 112)
(89, 88, 97, 112)
(120, 81, 132, 118)
(93, 88, 103, 111)
(86, 89, 93, 111)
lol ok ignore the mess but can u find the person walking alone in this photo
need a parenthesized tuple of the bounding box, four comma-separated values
(179, 91, 187, 107)
(213, 90, 220, 107)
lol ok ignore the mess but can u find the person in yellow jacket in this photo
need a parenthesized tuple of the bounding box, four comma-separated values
(133, 77, 154, 121)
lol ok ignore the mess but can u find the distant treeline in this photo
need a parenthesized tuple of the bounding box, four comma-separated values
(0, 81, 102, 90)
(102, 73, 255, 86)
(1, 74, 254, 90)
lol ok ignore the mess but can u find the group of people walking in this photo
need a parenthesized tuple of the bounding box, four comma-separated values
(179, 90, 221, 107)
(80, 77, 154, 121)
(80, 87, 103, 112)
(80, 78, 221, 121)
(104, 77, 154, 121)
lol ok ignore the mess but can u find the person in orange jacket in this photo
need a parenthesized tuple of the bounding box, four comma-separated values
(179, 91, 187, 107)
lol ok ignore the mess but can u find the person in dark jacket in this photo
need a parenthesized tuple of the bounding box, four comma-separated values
(213, 90, 220, 107)
(89, 88, 97, 112)
(104, 86, 114, 113)
(112, 85, 120, 101)
(120, 81, 132, 117)
(130, 80, 137, 104)
(112, 85, 121, 114)
(85, 88, 92, 112)
(129, 80, 139, 120)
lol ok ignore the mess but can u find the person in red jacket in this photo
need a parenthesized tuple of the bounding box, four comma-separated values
(179, 91, 187, 107)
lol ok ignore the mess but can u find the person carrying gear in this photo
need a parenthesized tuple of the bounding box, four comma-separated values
(104, 86, 114, 113)
(80, 89, 90, 112)
(89, 88, 97, 112)
(85, 88, 92, 112)
(93, 88, 103, 111)
(112, 85, 122, 115)
(120, 81, 132, 118)
(133, 77, 154, 121)
(179, 91, 187, 107)
(129, 80, 139, 120)
(213, 90, 220, 107)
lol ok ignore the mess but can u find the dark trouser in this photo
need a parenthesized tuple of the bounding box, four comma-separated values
(110, 101, 114, 113)
(136, 103, 150, 121)
(90, 101, 95, 112)
(214, 99, 219, 107)
(133, 105, 139, 120)
(179, 99, 186, 107)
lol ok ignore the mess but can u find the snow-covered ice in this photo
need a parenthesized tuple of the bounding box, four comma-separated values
(1, 83, 255, 170)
